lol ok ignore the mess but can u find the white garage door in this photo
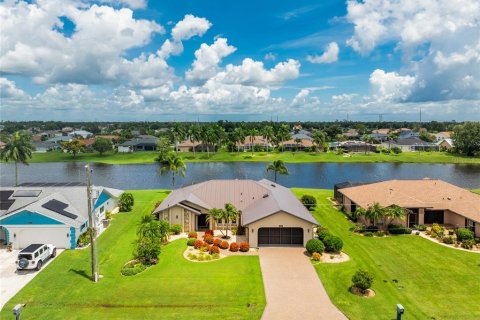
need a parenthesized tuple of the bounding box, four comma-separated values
(15, 227, 70, 249)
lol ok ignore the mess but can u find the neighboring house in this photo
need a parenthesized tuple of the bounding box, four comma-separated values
(48, 136, 72, 144)
(434, 131, 453, 143)
(343, 129, 359, 139)
(0, 141, 5, 150)
(370, 129, 391, 142)
(62, 127, 74, 133)
(118, 135, 158, 152)
(0, 184, 123, 249)
(281, 138, 313, 151)
(236, 136, 272, 151)
(335, 179, 480, 236)
(69, 130, 93, 139)
(96, 135, 120, 144)
(176, 140, 202, 152)
(398, 129, 420, 139)
(437, 138, 454, 150)
(335, 141, 377, 153)
(154, 179, 318, 247)
(33, 141, 60, 153)
(80, 138, 97, 149)
(382, 137, 439, 151)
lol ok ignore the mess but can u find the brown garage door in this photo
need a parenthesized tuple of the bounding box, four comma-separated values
(258, 228, 303, 246)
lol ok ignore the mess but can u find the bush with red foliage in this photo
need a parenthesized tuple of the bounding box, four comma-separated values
(239, 242, 250, 252)
(204, 230, 214, 236)
(213, 238, 222, 246)
(220, 241, 229, 249)
(204, 235, 214, 244)
(202, 243, 211, 252)
(209, 245, 220, 254)
(194, 240, 204, 249)
(188, 232, 197, 239)
(229, 242, 239, 252)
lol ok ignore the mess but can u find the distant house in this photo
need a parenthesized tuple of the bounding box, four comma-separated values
(343, 129, 359, 139)
(118, 135, 158, 152)
(33, 141, 60, 153)
(434, 132, 453, 143)
(335, 179, 480, 236)
(0, 184, 123, 249)
(335, 140, 377, 153)
(382, 137, 439, 152)
(370, 129, 390, 142)
(95, 135, 120, 144)
(69, 130, 93, 139)
(62, 127, 74, 133)
(237, 136, 272, 151)
(437, 138, 454, 150)
(398, 129, 419, 139)
(80, 138, 97, 149)
(281, 138, 313, 151)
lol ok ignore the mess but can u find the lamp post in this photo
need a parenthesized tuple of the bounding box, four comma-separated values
(396, 304, 405, 320)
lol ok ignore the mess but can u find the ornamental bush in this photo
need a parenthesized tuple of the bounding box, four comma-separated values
(204, 235, 214, 244)
(352, 270, 374, 293)
(317, 229, 331, 242)
(388, 224, 412, 235)
(213, 238, 222, 246)
(188, 232, 198, 239)
(306, 238, 325, 255)
(121, 260, 147, 276)
(204, 230, 214, 236)
(229, 242, 239, 252)
(187, 238, 196, 246)
(461, 240, 475, 249)
(239, 242, 250, 252)
(220, 240, 229, 249)
(364, 232, 373, 237)
(194, 240, 204, 249)
(311, 252, 322, 261)
(201, 243, 211, 253)
(442, 236, 454, 244)
(119, 193, 134, 212)
(456, 228, 474, 242)
(170, 224, 182, 235)
(323, 235, 343, 253)
(301, 194, 317, 211)
(209, 245, 220, 254)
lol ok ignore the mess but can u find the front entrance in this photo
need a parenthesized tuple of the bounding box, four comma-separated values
(258, 228, 303, 246)
(197, 214, 208, 230)
(408, 213, 418, 228)
(425, 210, 444, 224)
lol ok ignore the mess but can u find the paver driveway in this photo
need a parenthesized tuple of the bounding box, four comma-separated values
(259, 247, 347, 320)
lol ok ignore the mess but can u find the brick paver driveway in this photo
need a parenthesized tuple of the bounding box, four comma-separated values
(259, 247, 347, 320)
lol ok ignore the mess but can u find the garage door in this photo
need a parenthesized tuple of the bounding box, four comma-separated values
(15, 227, 70, 249)
(258, 228, 303, 246)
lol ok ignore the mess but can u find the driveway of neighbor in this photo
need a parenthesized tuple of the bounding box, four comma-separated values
(259, 247, 347, 320)
(0, 248, 63, 311)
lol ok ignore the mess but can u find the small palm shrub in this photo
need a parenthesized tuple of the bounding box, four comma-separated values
(170, 224, 182, 235)
(352, 270, 374, 293)
(187, 238, 196, 246)
(311, 252, 322, 261)
(194, 240, 204, 249)
(456, 228, 474, 242)
(323, 235, 343, 253)
(301, 195, 317, 211)
(209, 245, 220, 254)
(229, 242, 239, 252)
(239, 242, 250, 252)
(201, 243, 211, 253)
(306, 238, 325, 255)
(220, 241, 229, 249)
(204, 235, 214, 244)
(188, 232, 198, 239)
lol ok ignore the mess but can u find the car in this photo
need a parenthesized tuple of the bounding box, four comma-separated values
(16, 244, 57, 271)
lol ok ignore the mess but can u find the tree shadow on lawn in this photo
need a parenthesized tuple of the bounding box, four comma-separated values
(68, 268, 91, 281)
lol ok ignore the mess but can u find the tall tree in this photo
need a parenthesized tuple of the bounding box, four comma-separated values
(383, 205, 406, 227)
(160, 153, 186, 187)
(249, 128, 258, 154)
(453, 122, 480, 156)
(233, 127, 246, 153)
(207, 208, 224, 234)
(266, 160, 289, 182)
(170, 122, 185, 153)
(262, 125, 274, 152)
(363, 135, 375, 154)
(223, 203, 239, 239)
(188, 125, 200, 157)
(62, 139, 85, 159)
(0, 131, 33, 186)
(366, 202, 385, 227)
(92, 138, 113, 155)
(312, 130, 327, 152)
(156, 137, 172, 163)
(276, 124, 290, 152)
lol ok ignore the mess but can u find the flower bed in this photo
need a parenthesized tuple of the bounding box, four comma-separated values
(120, 260, 148, 276)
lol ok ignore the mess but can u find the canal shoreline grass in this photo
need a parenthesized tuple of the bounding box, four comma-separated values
(8, 150, 480, 165)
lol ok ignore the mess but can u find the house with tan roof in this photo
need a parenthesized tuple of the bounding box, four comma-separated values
(335, 179, 480, 236)
(236, 135, 272, 151)
(153, 179, 318, 247)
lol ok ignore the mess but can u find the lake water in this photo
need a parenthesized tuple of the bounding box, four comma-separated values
(1, 162, 479, 189)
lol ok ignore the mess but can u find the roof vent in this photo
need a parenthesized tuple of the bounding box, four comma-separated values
(263, 194, 269, 198)
(270, 184, 276, 187)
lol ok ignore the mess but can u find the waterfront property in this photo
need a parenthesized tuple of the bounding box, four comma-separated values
(154, 179, 318, 247)
(335, 179, 480, 235)
(0, 183, 123, 249)
(382, 136, 439, 152)
(118, 135, 158, 152)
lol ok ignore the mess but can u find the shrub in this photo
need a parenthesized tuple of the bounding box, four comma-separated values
(105, 210, 112, 220)
(229, 242, 239, 252)
(220, 241, 229, 249)
(388, 224, 412, 235)
(431, 223, 444, 237)
(204, 235, 214, 244)
(170, 224, 182, 235)
(456, 228, 474, 242)
(204, 230, 214, 236)
(317, 229, 331, 242)
(209, 245, 220, 254)
(311, 252, 322, 261)
(461, 240, 475, 249)
(374, 231, 385, 237)
(134, 236, 161, 264)
(364, 232, 373, 237)
(442, 236, 455, 244)
(201, 243, 211, 252)
(187, 238, 196, 246)
(77, 229, 92, 247)
(301, 195, 317, 211)
(213, 238, 222, 247)
(194, 240, 204, 249)
(352, 270, 374, 293)
(365, 225, 379, 232)
(306, 238, 325, 255)
(417, 224, 427, 231)
(121, 260, 147, 276)
(119, 192, 134, 212)
(391, 146, 402, 154)
(475, 238, 480, 244)
(323, 235, 343, 252)
(239, 242, 250, 252)
(188, 232, 198, 239)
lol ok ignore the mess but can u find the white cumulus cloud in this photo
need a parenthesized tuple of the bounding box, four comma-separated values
(369, 69, 416, 102)
(307, 42, 339, 64)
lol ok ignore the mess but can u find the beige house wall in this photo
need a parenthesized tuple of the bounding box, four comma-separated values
(475, 224, 480, 237)
(159, 206, 196, 232)
(245, 211, 315, 247)
(343, 196, 352, 213)
(444, 210, 465, 227)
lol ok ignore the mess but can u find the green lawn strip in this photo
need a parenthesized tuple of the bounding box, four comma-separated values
(291, 188, 480, 320)
(0, 190, 265, 320)
(19, 150, 480, 164)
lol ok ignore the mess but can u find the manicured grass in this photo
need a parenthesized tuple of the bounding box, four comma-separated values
(0, 190, 265, 319)
(292, 188, 480, 320)
(23, 150, 480, 164)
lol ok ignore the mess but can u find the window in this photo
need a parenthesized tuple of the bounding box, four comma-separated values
(34, 252, 39, 258)
(100, 206, 105, 213)
(466, 219, 476, 233)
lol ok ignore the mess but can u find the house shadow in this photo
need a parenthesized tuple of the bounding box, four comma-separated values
(68, 268, 91, 281)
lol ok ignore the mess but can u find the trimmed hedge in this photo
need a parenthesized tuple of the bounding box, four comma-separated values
(301, 195, 317, 211)
(194, 240, 203, 249)
(323, 235, 343, 253)
(306, 238, 325, 254)
(187, 238, 196, 246)
(229, 242, 239, 252)
(388, 224, 412, 235)
(121, 260, 147, 276)
(204, 235, 214, 244)
(317, 229, 331, 242)
(239, 242, 250, 252)
(220, 241, 229, 249)
(170, 224, 182, 235)
(209, 245, 220, 254)
(213, 238, 222, 246)
(352, 270, 374, 292)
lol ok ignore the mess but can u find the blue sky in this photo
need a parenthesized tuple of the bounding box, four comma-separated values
(0, 0, 479, 122)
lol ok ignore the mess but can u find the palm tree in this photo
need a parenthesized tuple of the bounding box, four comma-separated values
(352, 207, 367, 223)
(223, 203, 238, 239)
(188, 125, 200, 157)
(276, 124, 290, 152)
(383, 205, 406, 228)
(207, 208, 224, 234)
(294, 137, 302, 153)
(171, 122, 185, 153)
(160, 153, 186, 187)
(366, 202, 385, 227)
(262, 125, 274, 153)
(249, 128, 258, 155)
(312, 130, 327, 152)
(266, 160, 289, 182)
(137, 215, 160, 238)
(234, 127, 246, 152)
(363, 135, 375, 154)
(1, 131, 33, 186)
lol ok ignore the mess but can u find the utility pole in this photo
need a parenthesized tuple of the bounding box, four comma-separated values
(85, 165, 99, 282)
(419, 107, 422, 123)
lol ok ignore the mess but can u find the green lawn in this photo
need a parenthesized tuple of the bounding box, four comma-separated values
(22, 150, 480, 164)
(0, 190, 265, 319)
(291, 188, 480, 320)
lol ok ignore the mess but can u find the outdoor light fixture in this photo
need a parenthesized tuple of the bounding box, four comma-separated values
(12, 304, 25, 320)
(13, 233, 16, 238)
(307, 229, 310, 233)
(252, 229, 254, 233)
(67, 233, 70, 238)
(396, 304, 405, 320)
